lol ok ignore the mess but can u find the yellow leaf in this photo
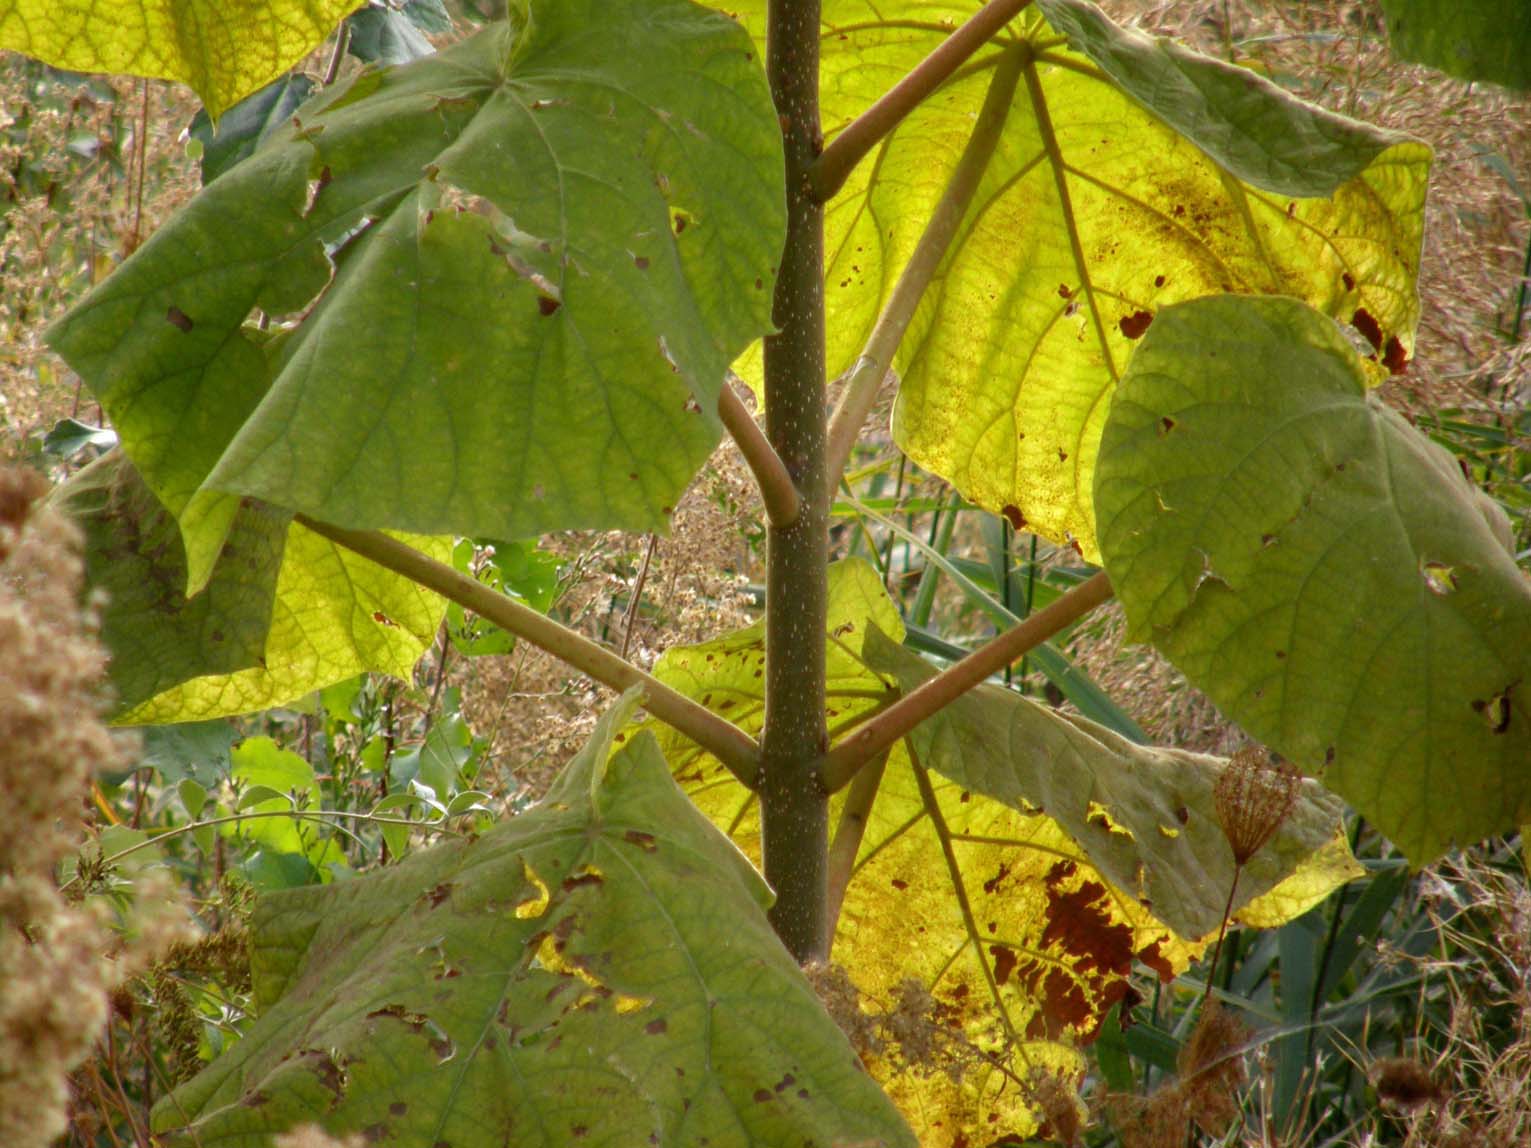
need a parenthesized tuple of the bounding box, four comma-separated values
(0, 0, 358, 117)
(1236, 832, 1365, 928)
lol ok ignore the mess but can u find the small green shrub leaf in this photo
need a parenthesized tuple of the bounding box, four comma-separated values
(1094, 294, 1531, 863)
(0, 0, 358, 119)
(151, 692, 916, 1148)
(49, 0, 784, 591)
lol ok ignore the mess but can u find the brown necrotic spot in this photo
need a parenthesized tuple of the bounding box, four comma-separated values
(1382, 336, 1408, 375)
(537, 295, 560, 316)
(1118, 310, 1153, 339)
(623, 829, 658, 852)
(1351, 307, 1383, 352)
(645, 1018, 667, 1035)
(166, 305, 194, 331)
(1001, 504, 1026, 530)
(989, 944, 1018, 985)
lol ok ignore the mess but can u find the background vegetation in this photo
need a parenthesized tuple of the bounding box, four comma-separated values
(1, 1, 1528, 1145)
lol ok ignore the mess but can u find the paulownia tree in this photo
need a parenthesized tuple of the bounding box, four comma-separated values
(6, 0, 1530, 1142)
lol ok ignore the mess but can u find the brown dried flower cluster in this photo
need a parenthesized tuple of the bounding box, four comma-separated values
(1214, 747, 1301, 866)
(1104, 999, 1251, 1147)
(0, 466, 193, 1147)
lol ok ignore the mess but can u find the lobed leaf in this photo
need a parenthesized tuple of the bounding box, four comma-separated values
(49, 0, 784, 592)
(152, 692, 915, 1148)
(1094, 294, 1531, 863)
(0, 0, 358, 119)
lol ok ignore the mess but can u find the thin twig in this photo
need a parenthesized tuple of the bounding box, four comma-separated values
(322, 22, 352, 86)
(824, 44, 1026, 490)
(295, 516, 761, 786)
(818, 570, 1113, 791)
(126, 80, 150, 255)
(718, 379, 801, 526)
(809, 0, 1031, 202)
(620, 534, 658, 660)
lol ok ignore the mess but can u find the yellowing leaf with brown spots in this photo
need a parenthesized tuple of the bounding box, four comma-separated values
(0, 0, 359, 118)
(725, 0, 1429, 557)
(648, 560, 1358, 1143)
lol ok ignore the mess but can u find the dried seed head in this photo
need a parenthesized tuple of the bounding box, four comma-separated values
(1372, 1056, 1446, 1110)
(1102, 1089, 1189, 1148)
(803, 961, 883, 1058)
(1214, 747, 1301, 865)
(1178, 999, 1249, 1136)
(1027, 1068, 1084, 1148)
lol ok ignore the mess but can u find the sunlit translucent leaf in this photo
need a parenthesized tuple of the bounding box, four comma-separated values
(49, 0, 784, 591)
(0, 0, 357, 118)
(153, 693, 915, 1148)
(52, 451, 446, 723)
(727, 0, 1427, 558)
(1095, 295, 1531, 863)
(1235, 834, 1363, 929)
(648, 560, 1351, 1142)
(1380, 0, 1531, 89)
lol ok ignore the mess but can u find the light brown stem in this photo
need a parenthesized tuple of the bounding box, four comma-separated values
(808, 0, 1031, 202)
(295, 516, 761, 786)
(818, 570, 1113, 791)
(824, 44, 1026, 490)
(825, 750, 888, 934)
(718, 380, 801, 527)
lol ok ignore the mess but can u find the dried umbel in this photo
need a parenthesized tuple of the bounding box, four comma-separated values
(1214, 747, 1301, 865)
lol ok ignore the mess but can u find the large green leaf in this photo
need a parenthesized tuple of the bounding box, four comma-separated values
(647, 560, 1354, 1142)
(49, 0, 784, 591)
(152, 692, 915, 1148)
(1380, 0, 1531, 89)
(0, 0, 358, 118)
(51, 450, 447, 722)
(729, 0, 1427, 559)
(1094, 294, 1531, 863)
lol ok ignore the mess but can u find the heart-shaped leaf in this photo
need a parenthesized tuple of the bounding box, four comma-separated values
(1094, 294, 1531, 862)
(727, 0, 1427, 558)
